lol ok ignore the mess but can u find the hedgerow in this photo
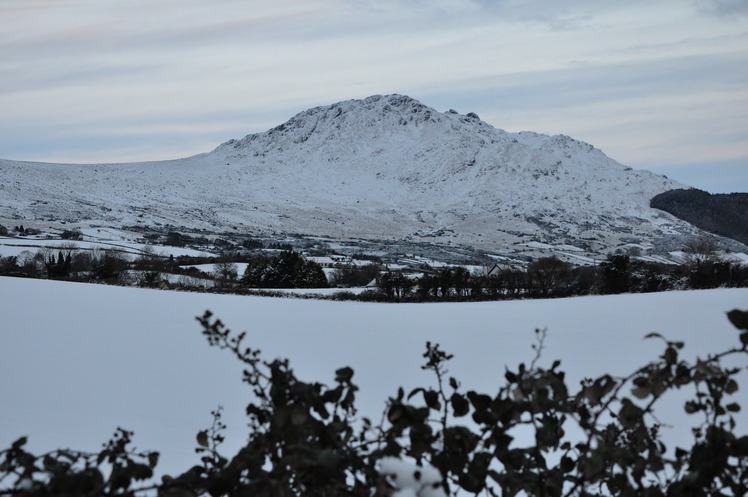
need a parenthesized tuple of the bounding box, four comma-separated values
(2, 310, 747, 496)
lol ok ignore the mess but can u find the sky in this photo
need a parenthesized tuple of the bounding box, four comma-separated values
(1, 0, 747, 193)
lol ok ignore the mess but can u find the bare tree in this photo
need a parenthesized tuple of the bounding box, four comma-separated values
(682, 236, 720, 267)
(214, 260, 238, 286)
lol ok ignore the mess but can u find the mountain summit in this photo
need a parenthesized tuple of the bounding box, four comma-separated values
(0, 94, 709, 260)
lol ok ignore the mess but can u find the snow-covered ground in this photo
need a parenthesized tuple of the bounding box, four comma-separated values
(0, 235, 216, 259)
(1, 277, 746, 479)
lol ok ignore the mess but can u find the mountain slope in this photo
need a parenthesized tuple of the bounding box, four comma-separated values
(651, 189, 748, 245)
(0, 94, 713, 259)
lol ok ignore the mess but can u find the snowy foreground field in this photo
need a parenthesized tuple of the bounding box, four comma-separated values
(1, 277, 747, 478)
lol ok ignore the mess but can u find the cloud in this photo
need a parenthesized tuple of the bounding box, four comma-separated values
(1, 0, 746, 194)
(646, 159, 748, 194)
(345, 0, 657, 31)
(696, 0, 748, 17)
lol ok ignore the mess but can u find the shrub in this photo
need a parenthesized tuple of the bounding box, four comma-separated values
(60, 229, 83, 241)
(330, 263, 380, 287)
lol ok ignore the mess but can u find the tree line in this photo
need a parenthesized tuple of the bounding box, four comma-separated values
(651, 188, 748, 246)
(1, 243, 746, 300)
(333, 253, 748, 303)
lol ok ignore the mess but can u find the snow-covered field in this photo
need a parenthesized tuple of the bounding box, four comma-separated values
(0, 234, 216, 259)
(1, 277, 746, 479)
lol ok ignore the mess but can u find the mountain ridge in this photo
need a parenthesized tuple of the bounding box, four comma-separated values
(0, 94, 735, 262)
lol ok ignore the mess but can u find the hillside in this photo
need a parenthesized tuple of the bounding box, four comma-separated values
(0, 94, 725, 262)
(651, 189, 748, 246)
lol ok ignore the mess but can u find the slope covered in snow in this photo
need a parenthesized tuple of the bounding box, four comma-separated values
(0, 94, 710, 259)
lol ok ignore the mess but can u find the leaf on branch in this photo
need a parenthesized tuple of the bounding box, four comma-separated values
(335, 366, 354, 383)
(196, 430, 209, 448)
(727, 309, 748, 330)
(11, 436, 27, 450)
(726, 379, 739, 395)
(408, 387, 424, 400)
(735, 436, 748, 456)
(451, 393, 470, 417)
(423, 390, 440, 410)
(631, 386, 650, 399)
(560, 455, 575, 473)
(684, 401, 702, 414)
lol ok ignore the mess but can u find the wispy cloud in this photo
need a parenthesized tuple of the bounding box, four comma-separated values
(0, 0, 746, 192)
(696, 0, 748, 17)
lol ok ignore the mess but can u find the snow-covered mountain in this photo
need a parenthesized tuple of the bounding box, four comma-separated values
(0, 94, 715, 260)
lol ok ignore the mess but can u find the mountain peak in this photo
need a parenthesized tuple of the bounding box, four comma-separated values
(1, 94, 716, 263)
(217, 94, 490, 153)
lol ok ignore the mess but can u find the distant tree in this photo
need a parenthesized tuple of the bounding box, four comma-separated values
(138, 271, 162, 288)
(295, 258, 328, 288)
(567, 266, 597, 295)
(60, 229, 83, 241)
(240, 251, 327, 289)
(377, 272, 412, 300)
(0, 256, 19, 276)
(436, 268, 454, 299)
(501, 269, 531, 298)
(164, 231, 187, 247)
(16, 251, 44, 277)
(528, 256, 570, 297)
(413, 272, 434, 300)
(44, 251, 72, 279)
(599, 254, 631, 294)
(683, 236, 722, 289)
(450, 267, 471, 298)
(133, 245, 165, 273)
(468, 274, 486, 299)
(484, 273, 503, 297)
(633, 262, 675, 293)
(91, 250, 129, 282)
(213, 260, 239, 286)
(683, 236, 720, 267)
(330, 264, 380, 287)
(70, 252, 94, 275)
(241, 238, 264, 250)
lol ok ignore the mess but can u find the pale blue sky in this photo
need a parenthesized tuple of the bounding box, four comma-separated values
(1, 0, 747, 193)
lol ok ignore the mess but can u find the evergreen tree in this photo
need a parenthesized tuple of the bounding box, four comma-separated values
(600, 254, 631, 294)
(240, 251, 327, 289)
